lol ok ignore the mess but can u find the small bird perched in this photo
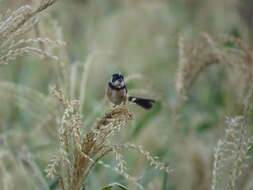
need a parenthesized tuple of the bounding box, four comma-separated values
(106, 73, 155, 109)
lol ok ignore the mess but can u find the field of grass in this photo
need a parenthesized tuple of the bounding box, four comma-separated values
(1, 0, 253, 190)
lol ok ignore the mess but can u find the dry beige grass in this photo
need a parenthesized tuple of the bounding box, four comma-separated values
(45, 88, 171, 190)
(0, 0, 62, 65)
(1, 1, 253, 190)
(176, 33, 253, 104)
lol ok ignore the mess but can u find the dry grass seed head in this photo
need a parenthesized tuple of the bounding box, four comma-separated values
(46, 88, 171, 190)
(46, 88, 141, 190)
(176, 33, 253, 103)
(176, 34, 220, 101)
(0, 0, 62, 65)
(211, 115, 253, 190)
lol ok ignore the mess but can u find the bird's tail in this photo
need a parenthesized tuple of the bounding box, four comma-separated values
(128, 96, 155, 109)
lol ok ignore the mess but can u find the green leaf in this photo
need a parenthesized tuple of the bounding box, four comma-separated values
(48, 177, 59, 190)
(223, 28, 241, 48)
(100, 182, 128, 190)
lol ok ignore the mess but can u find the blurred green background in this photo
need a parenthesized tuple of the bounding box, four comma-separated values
(1, 0, 253, 190)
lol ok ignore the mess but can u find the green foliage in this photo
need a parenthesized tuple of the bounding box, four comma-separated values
(1, 0, 253, 190)
(100, 182, 128, 190)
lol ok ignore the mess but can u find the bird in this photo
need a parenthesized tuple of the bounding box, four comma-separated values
(106, 73, 155, 109)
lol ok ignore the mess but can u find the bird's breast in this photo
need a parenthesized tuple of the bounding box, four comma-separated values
(106, 85, 127, 105)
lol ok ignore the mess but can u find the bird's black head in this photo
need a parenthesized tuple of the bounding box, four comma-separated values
(110, 73, 125, 88)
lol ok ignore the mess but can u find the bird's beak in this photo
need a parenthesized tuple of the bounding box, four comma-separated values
(114, 81, 121, 87)
(113, 80, 124, 87)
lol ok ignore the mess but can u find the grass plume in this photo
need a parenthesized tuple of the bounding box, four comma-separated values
(0, 0, 62, 65)
(45, 88, 171, 190)
(176, 33, 253, 102)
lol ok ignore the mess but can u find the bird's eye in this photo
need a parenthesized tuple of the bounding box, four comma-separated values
(112, 76, 117, 82)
